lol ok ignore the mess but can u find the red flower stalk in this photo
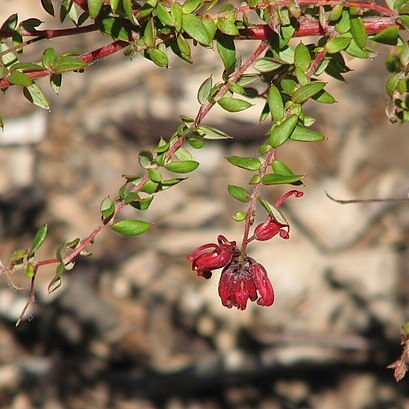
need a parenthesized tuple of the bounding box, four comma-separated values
(186, 235, 239, 279)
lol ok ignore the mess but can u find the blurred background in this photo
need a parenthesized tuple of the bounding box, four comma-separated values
(1, 1, 409, 408)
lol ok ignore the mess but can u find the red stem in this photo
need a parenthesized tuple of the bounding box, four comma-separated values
(240, 17, 398, 40)
(0, 40, 129, 89)
(236, 0, 395, 17)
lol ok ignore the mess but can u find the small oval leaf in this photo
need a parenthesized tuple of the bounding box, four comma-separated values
(164, 160, 199, 173)
(217, 97, 252, 112)
(228, 184, 249, 202)
(268, 115, 298, 148)
(262, 173, 304, 185)
(292, 82, 326, 103)
(268, 85, 284, 123)
(197, 76, 213, 105)
(226, 156, 261, 171)
(290, 125, 325, 142)
(182, 14, 211, 46)
(28, 224, 48, 258)
(111, 219, 150, 236)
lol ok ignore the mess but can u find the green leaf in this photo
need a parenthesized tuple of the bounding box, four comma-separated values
(99, 17, 129, 41)
(217, 17, 239, 36)
(164, 160, 199, 173)
(139, 150, 154, 168)
(290, 125, 325, 142)
(217, 97, 252, 112)
(216, 34, 236, 74)
(182, 14, 211, 46)
(41, 0, 55, 16)
(345, 38, 369, 58)
(110, 0, 120, 12)
(188, 137, 205, 149)
(48, 263, 65, 293)
(129, 196, 154, 211)
(182, 0, 201, 14)
(144, 18, 156, 48)
(53, 56, 87, 73)
(386, 73, 399, 97)
(400, 14, 409, 31)
(258, 197, 288, 225)
(292, 82, 326, 103)
(123, 0, 134, 21)
(197, 76, 212, 105)
(233, 211, 246, 222)
(329, 4, 344, 21)
(370, 26, 399, 45)
(267, 85, 284, 123)
(198, 126, 232, 140)
(8, 71, 32, 87)
(87, 0, 104, 18)
(295, 66, 308, 86)
(312, 90, 336, 104)
(11, 249, 27, 264)
(325, 36, 351, 54)
(11, 62, 44, 72)
(271, 160, 294, 176)
(174, 147, 192, 161)
(50, 73, 62, 94)
(268, 115, 298, 148)
(20, 18, 43, 30)
(335, 9, 350, 34)
(156, 3, 175, 26)
(294, 43, 311, 71)
(148, 48, 169, 67)
(262, 173, 304, 185)
(1, 14, 18, 32)
(228, 185, 249, 202)
(66, 238, 80, 249)
(161, 177, 186, 187)
(172, 35, 192, 63)
(42, 48, 56, 69)
(111, 219, 150, 236)
(100, 196, 115, 220)
(171, 3, 183, 31)
(202, 15, 217, 41)
(25, 262, 36, 278)
(148, 168, 162, 182)
(23, 83, 50, 110)
(281, 79, 297, 94)
(226, 156, 261, 171)
(254, 58, 281, 73)
(28, 224, 48, 259)
(141, 179, 159, 194)
(350, 15, 367, 50)
(0, 113, 3, 131)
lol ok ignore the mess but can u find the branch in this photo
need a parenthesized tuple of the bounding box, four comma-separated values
(14, 41, 270, 323)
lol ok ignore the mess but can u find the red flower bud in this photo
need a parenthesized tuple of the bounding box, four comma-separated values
(254, 216, 289, 241)
(187, 235, 238, 278)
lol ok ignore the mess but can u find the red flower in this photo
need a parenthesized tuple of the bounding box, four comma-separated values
(218, 258, 274, 310)
(254, 216, 289, 241)
(218, 259, 257, 310)
(187, 235, 238, 279)
(250, 262, 274, 306)
(253, 190, 303, 242)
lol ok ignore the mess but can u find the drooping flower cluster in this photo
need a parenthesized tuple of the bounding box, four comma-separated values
(187, 190, 303, 310)
(187, 235, 275, 310)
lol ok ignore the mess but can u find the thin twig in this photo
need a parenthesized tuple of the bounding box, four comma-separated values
(325, 191, 409, 205)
